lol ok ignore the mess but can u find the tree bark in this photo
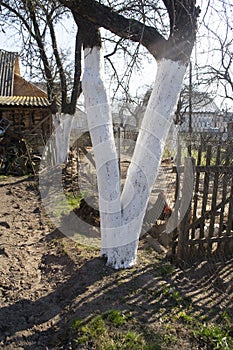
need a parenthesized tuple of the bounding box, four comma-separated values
(59, 0, 166, 58)
(59, 0, 200, 62)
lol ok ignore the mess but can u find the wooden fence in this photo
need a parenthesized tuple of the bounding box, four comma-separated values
(172, 140, 233, 267)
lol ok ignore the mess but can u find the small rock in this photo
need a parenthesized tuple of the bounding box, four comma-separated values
(5, 190, 12, 195)
(0, 247, 9, 257)
(0, 221, 10, 229)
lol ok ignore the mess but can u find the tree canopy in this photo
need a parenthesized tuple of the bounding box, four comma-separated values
(58, 0, 200, 63)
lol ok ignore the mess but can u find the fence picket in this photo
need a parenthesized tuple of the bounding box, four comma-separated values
(198, 144, 212, 259)
(176, 157, 195, 266)
(208, 144, 221, 254)
(173, 138, 233, 266)
(191, 143, 203, 239)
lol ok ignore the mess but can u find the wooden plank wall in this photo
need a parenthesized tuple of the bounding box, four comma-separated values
(2, 109, 52, 153)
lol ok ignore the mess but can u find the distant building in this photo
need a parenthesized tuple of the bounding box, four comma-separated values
(0, 49, 52, 151)
(176, 92, 233, 135)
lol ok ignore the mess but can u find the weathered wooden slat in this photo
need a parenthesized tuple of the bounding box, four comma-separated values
(188, 234, 233, 245)
(225, 176, 233, 235)
(189, 195, 231, 231)
(199, 144, 212, 239)
(176, 157, 195, 266)
(188, 231, 233, 246)
(191, 143, 202, 239)
(207, 145, 221, 254)
(219, 144, 230, 235)
(173, 165, 233, 173)
(171, 143, 182, 257)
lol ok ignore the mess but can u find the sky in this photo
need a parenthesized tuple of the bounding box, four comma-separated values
(0, 0, 232, 111)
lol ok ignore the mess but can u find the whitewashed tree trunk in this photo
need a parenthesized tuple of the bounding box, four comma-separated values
(82, 47, 122, 263)
(53, 113, 74, 164)
(82, 46, 187, 269)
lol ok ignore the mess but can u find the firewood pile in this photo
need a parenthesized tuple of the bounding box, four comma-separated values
(0, 132, 40, 175)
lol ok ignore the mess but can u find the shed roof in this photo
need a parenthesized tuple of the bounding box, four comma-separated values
(0, 49, 50, 109)
(0, 96, 50, 107)
(0, 50, 18, 96)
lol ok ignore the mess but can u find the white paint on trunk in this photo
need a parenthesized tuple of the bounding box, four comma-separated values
(53, 113, 74, 164)
(82, 47, 122, 259)
(122, 59, 187, 218)
(114, 59, 187, 268)
(82, 46, 188, 269)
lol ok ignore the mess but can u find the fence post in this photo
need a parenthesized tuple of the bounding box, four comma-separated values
(171, 143, 182, 259)
(176, 157, 195, 267)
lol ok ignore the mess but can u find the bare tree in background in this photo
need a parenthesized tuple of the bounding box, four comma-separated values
(0, 1, 165, 163)
(195, 0, 233, 109)
(0, 0, 83, 162)
(0, 0, 82, 113)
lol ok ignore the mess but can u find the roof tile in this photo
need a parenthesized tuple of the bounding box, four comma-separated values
(0, 96, 50, 107)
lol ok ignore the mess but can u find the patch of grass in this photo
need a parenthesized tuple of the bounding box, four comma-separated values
(194, 323, 233, 350)
(177, 310, 196, 325)
(71, 315, 106, 345)
(163, 331, 178, 345)
(170, 289, 182, 304)
(105, 310, 129, 327)
(176, 308, 233, 349)
(79, 243, 100, 253)
(191, 149, 217, 166)
(66, 191, 86, 209)
(159, 285, 184, 308)
(221, 310, 232, 328)
(52, 191, 85, 218)
(159, 262, 175, 277)
(163, 147, 173, 160)
(70, 311, 162, 350)
(0, 175, 8, 180)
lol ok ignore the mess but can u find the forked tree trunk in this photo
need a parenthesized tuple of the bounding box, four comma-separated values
(56, 0, 199, 269)
(82, 46, 187, 269)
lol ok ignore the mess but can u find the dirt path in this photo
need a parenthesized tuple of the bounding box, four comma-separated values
(0, 176, 97, 349)
(0, 176, 56, 348)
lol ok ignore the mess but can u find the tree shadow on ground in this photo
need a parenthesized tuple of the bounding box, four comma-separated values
(0, 229, 232, 349)
(0, 175, 36, 188)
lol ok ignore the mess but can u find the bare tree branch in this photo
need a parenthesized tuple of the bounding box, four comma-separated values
(58, 0, 200, 62)
(58, 0, 167, 58)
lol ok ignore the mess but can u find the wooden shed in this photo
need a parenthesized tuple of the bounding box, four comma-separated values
(0, 49, 52, 153)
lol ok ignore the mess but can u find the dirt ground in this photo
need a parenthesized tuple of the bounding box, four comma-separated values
(0, 175, 232, 350)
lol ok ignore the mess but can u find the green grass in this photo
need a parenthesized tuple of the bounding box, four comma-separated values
(159, 262, 175, 277)
(153, 280, 233, 350)
(190, 149, 217, 166)
(52, 191, 85, 218)
(163, 147, 174, 160)
(176, 309, 233, 350)
(70, 310, 162, 350)
(105, 310, 128, 327)
(194, 323, 233, 349)
(66, 192, 86, 209)
(0, 175, 8, 180)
